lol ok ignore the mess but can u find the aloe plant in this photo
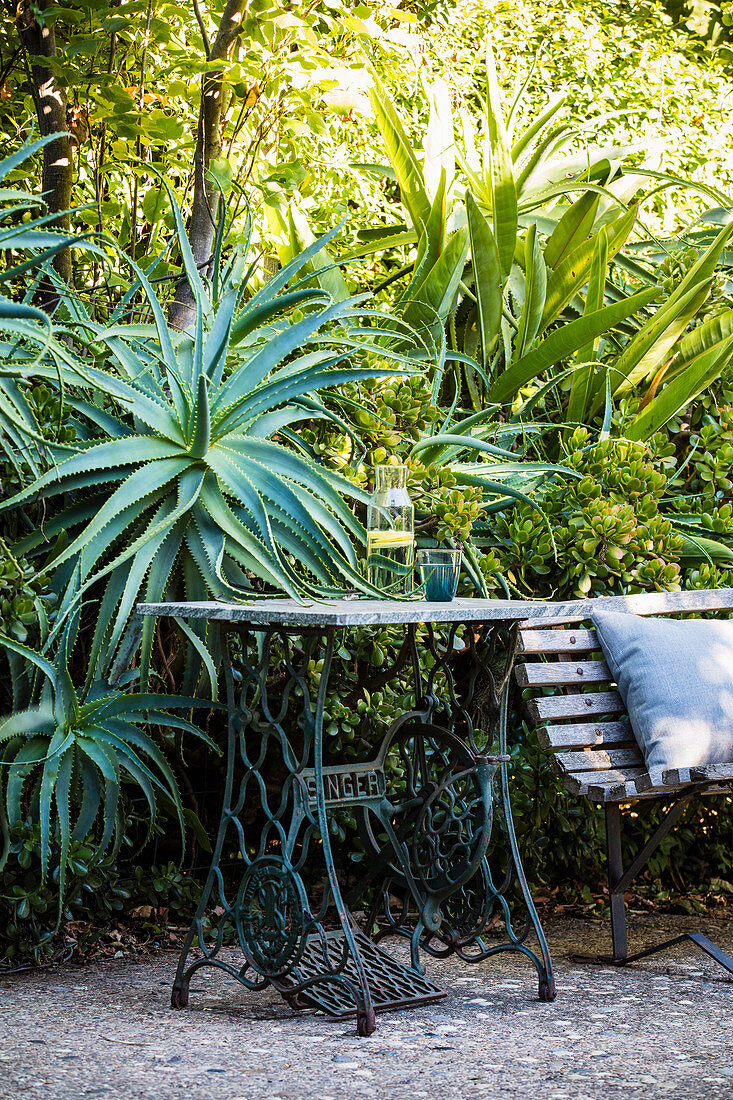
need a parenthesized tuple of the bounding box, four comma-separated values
(0, 135, 104, 476)
(353, 45, 653, 347)
(0, 615, 216, 931)
(352, 43, 733, 428)
(0, 186, 418, 685)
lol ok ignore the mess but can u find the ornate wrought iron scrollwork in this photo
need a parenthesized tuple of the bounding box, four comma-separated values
(355, 722, 496, 933)
(235, 856, 309, 979)
(360, 622, 554, 1001)
(167, 612, 556, 1029)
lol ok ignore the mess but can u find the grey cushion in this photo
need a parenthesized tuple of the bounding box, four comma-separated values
(592, 608, 733, 770)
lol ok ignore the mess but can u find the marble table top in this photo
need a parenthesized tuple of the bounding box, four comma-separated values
(135, 588, 726, 628)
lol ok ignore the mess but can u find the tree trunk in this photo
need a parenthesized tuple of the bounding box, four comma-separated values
(16, 0, 73, 286)
(169, 0, 246, 330)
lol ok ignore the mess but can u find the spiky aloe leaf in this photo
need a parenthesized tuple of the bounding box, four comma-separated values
(0, 630, 217, 933)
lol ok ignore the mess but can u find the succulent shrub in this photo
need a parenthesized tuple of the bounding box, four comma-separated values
(0, 541, 53, 645)
(479, 430, 685, 598)
(1, 815, 201, 964)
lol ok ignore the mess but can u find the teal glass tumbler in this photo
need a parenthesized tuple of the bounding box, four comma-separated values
(417, 548, 462, 602)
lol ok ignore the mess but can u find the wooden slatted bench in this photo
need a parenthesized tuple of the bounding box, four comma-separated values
(515, 587, 733, 976)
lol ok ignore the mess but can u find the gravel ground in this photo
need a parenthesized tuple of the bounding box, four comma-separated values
(2, 913, 733, 1099)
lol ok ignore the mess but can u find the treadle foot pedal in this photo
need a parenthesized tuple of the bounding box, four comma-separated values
(280, 929, 446, 1018)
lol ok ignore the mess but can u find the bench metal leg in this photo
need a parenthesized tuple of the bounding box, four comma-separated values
(606, 802, 627, 961)
(571, 798, 733, 979)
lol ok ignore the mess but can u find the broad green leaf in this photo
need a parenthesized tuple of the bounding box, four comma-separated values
(423, 77, 455, 202)
(158, 175, 208, 309)
(514, 223, 547, 359)
(676, 532, 733, 563)
(0, 633, 59, 692)
(663, 220, 733, 314)
(567, 226, 609, 424)
(284, 205, 350, 304)
(408, 169, 448, 300)
(248, 220, 345, 306)
(465, 192, 502, 362)
(665, 307, 733, 383)
(72, 755, 102, 841)
(342, 228, 418, 261)
(370, 72, 431, 234)
(541, 204, 638, 329)
(491, 287, 657, 403)
(514, 122, 573, 200)
(485, 40, 518, 283)
(173, 618, 219, 700)
(627, 335, 733, 440)
(215, 296, 371, 409)
(597, 282, 710, 409)
(222, 437, 367, 536)
(402, 228, 469, 331)
(411, 433, 516, 461)
(543, 192, 600, 270)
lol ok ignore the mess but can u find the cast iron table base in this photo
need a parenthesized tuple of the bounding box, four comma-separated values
(138, 600, 556, 1035)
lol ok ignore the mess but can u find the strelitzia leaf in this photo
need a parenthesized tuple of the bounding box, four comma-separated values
(484, 40, 518, 285)
(369, 71, 431, 234)
(409, 169, 448, 293)
(604, 221, 733, 406)
(567, 226, 609, 424)
(402, 228, 469, 331)
(541, 204, 638, 329)
(424, 78, 455, 201)
(627, 335, 733, 440)
(514, 222, 547, 359)
(543, 191, 600, 270)
(664, 306, 733, 384)
(491, 287, 657, 404)
(465, 192, 502, 363)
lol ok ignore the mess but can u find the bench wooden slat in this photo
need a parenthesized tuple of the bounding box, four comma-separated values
(641, 763, 733, 789)
(515, 659, 611, 687)
(518, 628, 600, 655)
(560, 766, 729, 803)
(586, 774, 732, 803)
(565, 766, 647, 796)
(552, 747, 644, 774)
(527, 690, 624, 722)
(587, 777, 647, 802)
(517, 587, 733, 628)
(602, 774, 709, 801)
(537, 721, 633, 751)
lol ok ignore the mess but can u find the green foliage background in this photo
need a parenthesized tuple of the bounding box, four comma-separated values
(4, 0, 733, 964)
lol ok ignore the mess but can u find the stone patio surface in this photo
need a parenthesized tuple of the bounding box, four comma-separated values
(2, 913, 733, 1099)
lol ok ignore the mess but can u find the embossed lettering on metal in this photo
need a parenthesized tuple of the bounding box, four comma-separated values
(300, 763, 386, 809)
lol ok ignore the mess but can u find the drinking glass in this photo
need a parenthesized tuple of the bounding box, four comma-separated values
(417, 548, 462, 602)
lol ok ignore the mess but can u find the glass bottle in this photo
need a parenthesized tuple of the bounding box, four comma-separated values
(367, 464, 415, 596)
